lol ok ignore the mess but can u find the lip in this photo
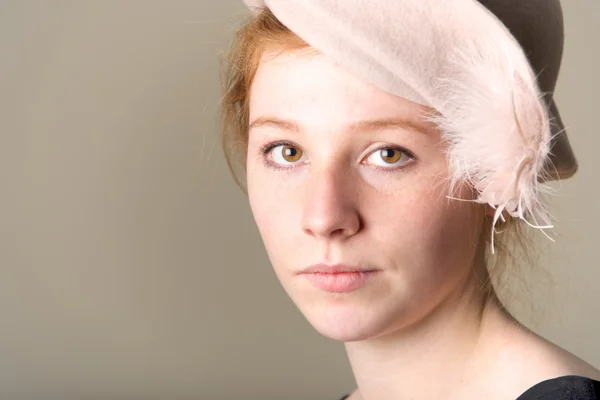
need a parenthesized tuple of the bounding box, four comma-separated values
(298, 264, 380, 293)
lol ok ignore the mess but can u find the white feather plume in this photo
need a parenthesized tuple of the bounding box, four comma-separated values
(425, 37, 554, 252)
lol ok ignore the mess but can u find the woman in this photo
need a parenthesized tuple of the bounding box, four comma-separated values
(219, 0, 600, 398)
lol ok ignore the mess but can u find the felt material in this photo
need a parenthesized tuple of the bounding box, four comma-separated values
(476, 0, 577, 180)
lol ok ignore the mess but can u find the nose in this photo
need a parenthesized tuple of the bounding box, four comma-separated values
(300, 166, 361, 241)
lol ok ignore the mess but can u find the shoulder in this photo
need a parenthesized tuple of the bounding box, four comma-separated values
(478, 313, 600, 399)
(517, 375, 600, 400)
(337, 376, 600, 400)
(502, 326, 600, 383)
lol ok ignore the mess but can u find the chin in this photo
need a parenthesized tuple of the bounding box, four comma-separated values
(293, 292, 405, 342)
(312, 322, 377, 342)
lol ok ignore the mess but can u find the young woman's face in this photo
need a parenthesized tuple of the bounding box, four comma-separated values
(246, 50, 485, 341)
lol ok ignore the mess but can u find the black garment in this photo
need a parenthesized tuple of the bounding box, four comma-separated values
(338, 375, 600, 400)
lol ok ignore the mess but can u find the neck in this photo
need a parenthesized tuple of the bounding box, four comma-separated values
(344, 247, 510, 400)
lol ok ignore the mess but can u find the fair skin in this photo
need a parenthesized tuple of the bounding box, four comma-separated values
(245, 48, 600, 400)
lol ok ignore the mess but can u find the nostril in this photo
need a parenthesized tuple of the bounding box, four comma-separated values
(301, 212, 361, 241)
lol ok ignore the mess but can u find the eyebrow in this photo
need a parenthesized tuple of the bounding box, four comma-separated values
(248, 116, 429, 135)
(249, 117, 301, 133)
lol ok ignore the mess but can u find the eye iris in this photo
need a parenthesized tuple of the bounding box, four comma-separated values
(381, 148, 401, 164)
(282, 145, 302, 162)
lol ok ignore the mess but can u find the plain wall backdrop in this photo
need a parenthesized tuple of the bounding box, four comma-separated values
(2, 1, 599, 399)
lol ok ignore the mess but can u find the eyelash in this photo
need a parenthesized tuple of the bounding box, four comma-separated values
(258, 140, 416, 172)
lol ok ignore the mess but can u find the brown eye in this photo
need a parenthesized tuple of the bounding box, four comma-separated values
(380, 148, 401, 164)
(365, 146, 414, 169)
(265, 143, 306, 167)
(281, 145, 303, 162)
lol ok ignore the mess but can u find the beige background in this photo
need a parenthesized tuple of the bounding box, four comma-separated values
(2, 1, 599, 399)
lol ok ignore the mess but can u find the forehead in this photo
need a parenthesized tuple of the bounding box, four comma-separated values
(249, 50, 436, 130)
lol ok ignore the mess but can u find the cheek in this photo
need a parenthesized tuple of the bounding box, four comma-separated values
(372, 181, 482, 274)
(417, 201, 481, 268)
(246, 165, 301, 259)
(247, 169, 276, 241)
